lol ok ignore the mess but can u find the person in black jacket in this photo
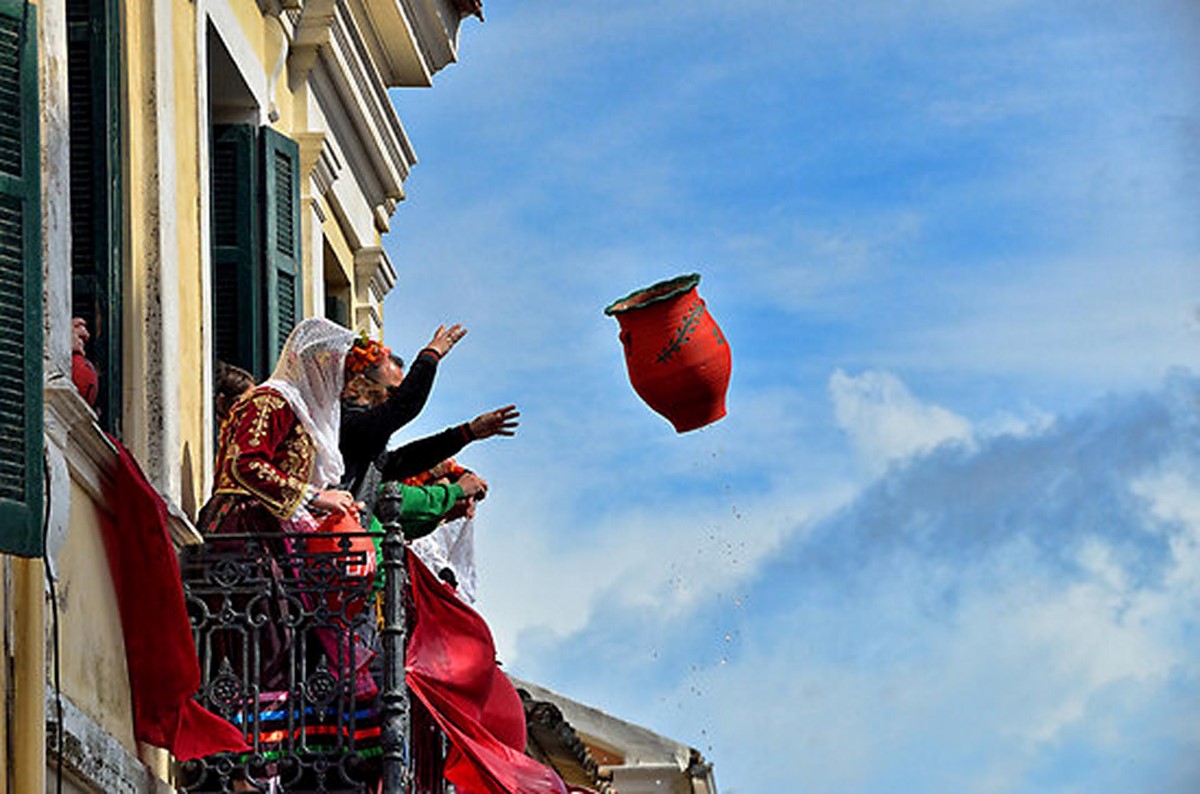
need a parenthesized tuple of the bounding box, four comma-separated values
(339, 324, 464, 497)
(339, 326, 519, 521)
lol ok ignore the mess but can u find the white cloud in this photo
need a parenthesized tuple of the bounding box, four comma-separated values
(513, 375, 1200, 792)
(1132, 464, 1200, 607)
(475, 478, 850, 663)
(829, 369, 973, 471)
(634, 561, 1176, 791)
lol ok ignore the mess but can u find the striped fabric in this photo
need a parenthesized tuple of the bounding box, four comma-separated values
(229, 690, 383, 762)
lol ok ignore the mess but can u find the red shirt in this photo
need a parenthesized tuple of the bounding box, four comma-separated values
(72, 351, 98, 408)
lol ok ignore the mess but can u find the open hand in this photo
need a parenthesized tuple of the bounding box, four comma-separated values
(455, 472, 488, 501)
(469, 405, 519, 439)
(427, 324, 467, 357)
(311, 489, 360, 517)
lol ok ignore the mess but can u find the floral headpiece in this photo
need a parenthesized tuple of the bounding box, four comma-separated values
(344, 332, 391, 377)
(404, 457, 468, 487)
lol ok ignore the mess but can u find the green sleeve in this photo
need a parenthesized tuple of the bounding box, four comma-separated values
(397, 482, 464, 538)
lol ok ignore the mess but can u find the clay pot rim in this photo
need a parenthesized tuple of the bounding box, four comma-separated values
(603, 273, 701, 316)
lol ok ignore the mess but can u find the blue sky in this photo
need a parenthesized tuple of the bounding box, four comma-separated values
(382, 3, 1200, 791)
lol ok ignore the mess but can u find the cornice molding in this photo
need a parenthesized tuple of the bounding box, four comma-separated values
(295, 130, 344, 199)
(373, 199, 397, 234)
(353, 245, 398, 301)
(46, 689, 174, 794)
(287, 0, 339, 85)
(45, 378, 116, 505)
(351, 0, 431, 88)
(315, 3, 415, 210)
(350, 0, 479, 88)
(400, 0, 460, 77)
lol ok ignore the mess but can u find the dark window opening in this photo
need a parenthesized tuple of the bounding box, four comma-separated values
(323, 238, 352, 329)
(66, 0, 122, 435)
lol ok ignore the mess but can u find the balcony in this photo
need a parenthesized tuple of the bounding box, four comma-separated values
(178, 526, 446, 793)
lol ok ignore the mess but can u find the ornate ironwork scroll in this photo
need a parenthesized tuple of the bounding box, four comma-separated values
(178, 528, 410, 793)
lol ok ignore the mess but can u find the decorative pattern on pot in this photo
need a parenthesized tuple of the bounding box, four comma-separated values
(604, 273, 732, 433)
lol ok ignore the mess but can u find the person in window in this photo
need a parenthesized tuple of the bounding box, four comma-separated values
(71, 316, 99, 409)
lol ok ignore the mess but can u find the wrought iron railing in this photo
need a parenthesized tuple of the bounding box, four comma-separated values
(178, 523, 443, 793)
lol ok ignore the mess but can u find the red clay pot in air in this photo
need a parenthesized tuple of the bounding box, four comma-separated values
(604, 273, 732, 433)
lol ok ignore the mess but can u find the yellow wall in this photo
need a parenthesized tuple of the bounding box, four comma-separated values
(0, 559, 8, 794)
(230, 0, 268, 66)
(173, 3, 205, 518)
(323, 203, 355, 284)
(120, 0, 152, 465)
(56, 482, 137, 751)
(11, 557, 45, 794)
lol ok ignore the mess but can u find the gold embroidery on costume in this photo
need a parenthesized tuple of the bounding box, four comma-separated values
(215, 392, 317, 520)
(245, 392, 287, 448)
(280, 431, 315, 488)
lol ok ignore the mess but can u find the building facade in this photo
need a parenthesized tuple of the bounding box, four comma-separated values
(0, 0, 480, 790)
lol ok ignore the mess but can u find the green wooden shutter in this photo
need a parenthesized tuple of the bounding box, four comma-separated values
(211, 124, 263, 378)
(261, 127, 301, 372)
(0, 0, 42, 557)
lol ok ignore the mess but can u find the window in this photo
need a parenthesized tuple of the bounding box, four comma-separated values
(210, 125, 303, 381)
(323, 238, 351, 328)
(67, 0, 122, 434)
(0, 0, 43, 556)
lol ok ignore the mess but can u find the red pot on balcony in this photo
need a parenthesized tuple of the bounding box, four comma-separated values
(306, 512, 376, 620)
(604, 273, 731, 433)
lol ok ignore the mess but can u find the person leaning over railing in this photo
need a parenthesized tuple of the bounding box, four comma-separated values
(338, 331, 518, 527)
(405, 457, 483, 599)
(339, 323, 467, 500)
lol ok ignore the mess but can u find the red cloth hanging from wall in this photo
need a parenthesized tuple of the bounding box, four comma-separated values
(405, 548, 568, 794)
(99, 439, 249, 761)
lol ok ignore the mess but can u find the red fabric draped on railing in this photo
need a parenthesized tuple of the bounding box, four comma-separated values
(101, 439, 249, 761)
(405, 548, 568, 794)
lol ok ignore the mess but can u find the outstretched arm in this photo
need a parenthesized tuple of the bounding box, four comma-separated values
(467, 405, 520, 440)
(377, 405, 520, 482)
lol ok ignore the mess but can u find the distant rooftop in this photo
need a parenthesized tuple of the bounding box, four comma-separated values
(513, 678, 718, 794)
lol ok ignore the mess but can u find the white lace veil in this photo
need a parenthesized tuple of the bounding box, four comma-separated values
(260, 317, 356, 489)
(411, 517, 478, 603)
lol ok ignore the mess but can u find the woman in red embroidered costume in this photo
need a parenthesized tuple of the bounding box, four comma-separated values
(200, 318, 359, 537)
(193, 319, 363, 790)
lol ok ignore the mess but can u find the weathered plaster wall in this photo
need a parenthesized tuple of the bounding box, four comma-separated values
(121, 0, 164, 485)
(40, 0, 72, 380)
(56, 481, 136, 751)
